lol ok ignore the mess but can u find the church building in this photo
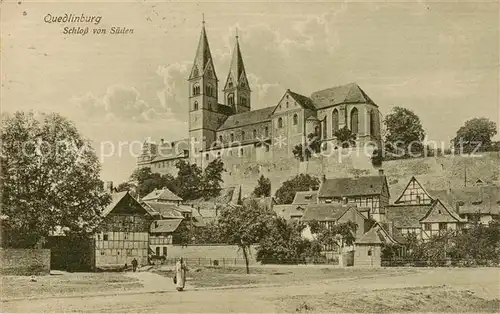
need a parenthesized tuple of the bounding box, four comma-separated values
(138, 21, 382, 173)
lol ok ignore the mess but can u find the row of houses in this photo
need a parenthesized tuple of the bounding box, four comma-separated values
(273, 170, 499, 266)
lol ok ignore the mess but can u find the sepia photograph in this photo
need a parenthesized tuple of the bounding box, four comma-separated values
(1, 0, 499, 312)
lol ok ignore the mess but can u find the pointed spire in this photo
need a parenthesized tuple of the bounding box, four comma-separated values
(189, 18, 216, 80)
(224, 31, 248, 90)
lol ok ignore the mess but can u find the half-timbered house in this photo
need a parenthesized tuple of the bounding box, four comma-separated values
(94, 191, 153, 268)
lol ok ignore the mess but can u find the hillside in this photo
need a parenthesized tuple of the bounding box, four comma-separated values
(222, 151, 500, 203)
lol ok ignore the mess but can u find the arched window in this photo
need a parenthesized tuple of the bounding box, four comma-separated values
(218, 135, 223, 143)
(242, 131, 245, 140)
(253, 129, 257, 138)
(208, 102, 212, 111)
(293, 114, 298, 125)
(193, 83, 200, 96)
(194, 101, 199, 110)
(228, 93, 234, 106)
(370, 110, 376, 136)
(332, 109, 339, 135)
(239, 148, 244, 156)
(278, 117, 283, 128)
(205, 153, 209, 161)
(315, 126, 320, 136)
(230, 133, 234, 142)
(265, 144, 270, 152)
(265, 126, 269, 137)
(350, 107, 359, 134)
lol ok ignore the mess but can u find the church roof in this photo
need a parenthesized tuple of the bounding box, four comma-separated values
(224, 38, 249, 90)
(310, 83, 376, 109)
(189, 24, 217, 80)
(217, 106, 274, 130)
(288, 90, 316, 111)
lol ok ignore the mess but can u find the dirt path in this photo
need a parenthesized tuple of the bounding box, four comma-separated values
(1, 268, 498, 313)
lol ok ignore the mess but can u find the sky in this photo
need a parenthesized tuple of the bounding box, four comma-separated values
(2, 0, 499, 184)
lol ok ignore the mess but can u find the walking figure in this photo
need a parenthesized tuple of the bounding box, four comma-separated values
(131, 258, 138, 272)
(174, 257, 187, 291)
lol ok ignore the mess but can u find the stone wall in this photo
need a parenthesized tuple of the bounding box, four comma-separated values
(0, 248, 51, 275)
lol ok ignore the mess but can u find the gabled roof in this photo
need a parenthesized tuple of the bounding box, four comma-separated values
(356, 222, 398, 245)
(141, 188, 183, 202)
(292, 191, 318, 205)
(428, 186, 500, 215)
(301, 204, 351, 222)
(189, 24, 217, 80)
(310, 83, 376, 109)
(142, 202, 184, 219)
(102, 191, 154, 217)
(217, 106, 274, 130)
(318, 175, 388, 198)
(385, 204, 432, 228)
(288, 90, 316, 111)
(150, 219, 183, 233)
(274, 204, 306, 220)
(393, 176, 434, 204)
(420, 199, 466, 223)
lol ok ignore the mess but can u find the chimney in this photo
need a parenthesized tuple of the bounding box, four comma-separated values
(105, 181, 114, 194)
(160, 138, 164, 144)
(378, 169, 384, 176)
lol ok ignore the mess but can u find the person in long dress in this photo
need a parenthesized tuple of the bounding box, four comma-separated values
(174, 257, 187, 291)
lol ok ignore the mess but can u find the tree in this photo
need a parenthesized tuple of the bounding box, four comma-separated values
(116, 182, 137, 198)
(452, 118, 497, 154)
(257, 217, 311, 264)
(275, 174, 320, 204)
(174, 160, 203, 200)
(129, 167, 176, 198)
(0, 112, 111, 248)
(384, 107, 425, 158)
(334, 126, 356, 148)
(252, 175, 271, 197)
(201, 158, 225, 200)
(292, 133, 321, 162)
(218, 198, 274, 273)
(308, 220, 358, 251)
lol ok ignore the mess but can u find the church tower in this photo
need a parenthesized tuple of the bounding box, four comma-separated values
(188, 20, 223, 164)
(223, 32, 251, 114)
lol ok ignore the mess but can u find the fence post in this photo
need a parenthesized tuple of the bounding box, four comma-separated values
(234, 258, 236, 266)
(223, 258, 225, 268)
(210, 258, 212, 266)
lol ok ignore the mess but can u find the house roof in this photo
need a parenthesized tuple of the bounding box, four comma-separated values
(393, 176, 434, 204)
(428, 186, 500, 215)
(141, 188, 183, 202)
(301, 204, 351, 222)
(274, 205, 306, 220)
(292, 191, 318, 205)
(420, 199, 466, 223)
(318, 175, 387, 198)
(310, 83, 376, 109)
(288, 90, 317, 111)
(356, 222, 398, 245)
(150, 219, 183, 233)
(385, 204, 432, 228)
(217, 106, 274, 130)
(142, 202, 185, 219)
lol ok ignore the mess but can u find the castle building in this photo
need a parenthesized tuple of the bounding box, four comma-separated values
(138, 22, 382, 174)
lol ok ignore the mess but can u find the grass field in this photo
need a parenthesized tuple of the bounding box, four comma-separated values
(278, 286, 500, 313)
(0, 272, 142, 299)
(153, 265, 417, 288)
